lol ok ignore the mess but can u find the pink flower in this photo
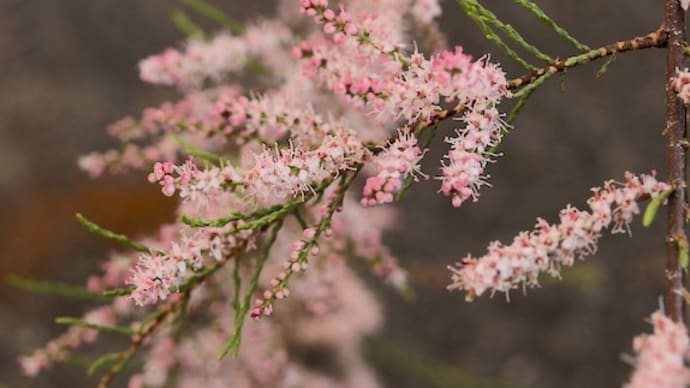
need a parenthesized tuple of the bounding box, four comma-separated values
(624, 311, 690, 388)
(78, 152, 108, 178)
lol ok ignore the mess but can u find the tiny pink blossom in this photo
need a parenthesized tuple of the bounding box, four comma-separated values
(672, 68, 690, 104)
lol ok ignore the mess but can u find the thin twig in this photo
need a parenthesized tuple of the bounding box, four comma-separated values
(509, 29, 667, 89)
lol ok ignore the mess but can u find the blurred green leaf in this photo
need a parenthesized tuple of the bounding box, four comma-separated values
(366, 336, 521, 388)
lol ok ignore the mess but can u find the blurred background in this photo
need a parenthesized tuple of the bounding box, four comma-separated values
(0, 0, 676, 387)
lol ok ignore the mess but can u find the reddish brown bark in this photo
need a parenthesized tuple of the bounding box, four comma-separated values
(663, 0, 687, 323)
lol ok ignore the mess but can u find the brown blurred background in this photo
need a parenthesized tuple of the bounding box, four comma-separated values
(0, 0, 677, 387)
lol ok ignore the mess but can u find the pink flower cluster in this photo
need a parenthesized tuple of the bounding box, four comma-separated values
(297, 3, 509, 207)
(448, 172, 671, 300)
(680, 0, 690, 12)
(624, 311, 690, 388)
(127, 252, 186, 306)
(214, 92, 329, 145)
(299, 1, 358, 39)
(362, 130, 426, 206)
(127, 227, 251, 306)
(672, 68, 690, 104)
(139, 21, 294, 90)
(440, 105, 504, 207)
(145, 124, 366, 207)
(243, 126, 367, 204)
(298, 3, 508, 123)
(78, 87, 242, 177)
(147, 158, 236, 205)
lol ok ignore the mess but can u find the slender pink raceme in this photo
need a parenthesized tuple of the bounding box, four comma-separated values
(18, 307, 116, 376)
(448, 172, 671, 300)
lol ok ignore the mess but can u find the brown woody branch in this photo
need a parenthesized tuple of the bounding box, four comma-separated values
(509, 29, 668, 90)
(412, 30, 669, 138)
(663, 0, 687, 323)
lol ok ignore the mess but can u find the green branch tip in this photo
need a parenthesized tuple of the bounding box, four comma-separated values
(55, 317, 136, 336)
(511, 0, 589, 51)
(180, 0, 243, 35)
(642, 189, 673, 227)
(172, 135, 225, 163)
(5, 273, 106, 300)
(182, 199, 308, 229)
(466, 0, 553, 63)
(75, 213, 151, 253)
(170, 8, 205, 38)
(596, 55, 616, 78)
(101, 287, 134, 297)
(87, 353, 121, 375)
(679, 237, 689, 270)
(456, 0, 536, 71)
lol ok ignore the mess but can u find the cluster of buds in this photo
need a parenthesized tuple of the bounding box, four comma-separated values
(251, 228, 321, 319)
(147, 158, 239, 206)
(362, 130, 426, 206)
(300, 0, 358, 40)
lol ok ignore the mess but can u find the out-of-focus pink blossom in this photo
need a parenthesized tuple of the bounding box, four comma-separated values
(18, 307, 115, 377)
(139, 21, 294, 90)
(411, 0, 442, 23)
(624, 311, 690, 388)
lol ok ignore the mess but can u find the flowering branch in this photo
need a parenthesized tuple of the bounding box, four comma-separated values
(448, 172, 671, 301)
(401, 30, 669, 157)
(21, 2, 690, 387)
(97, 238, 251, 387)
